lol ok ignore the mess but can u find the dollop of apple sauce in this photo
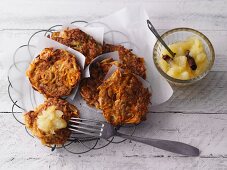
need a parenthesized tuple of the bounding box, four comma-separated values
(37, 106, 67, 134)
(159, 36, 208, 80)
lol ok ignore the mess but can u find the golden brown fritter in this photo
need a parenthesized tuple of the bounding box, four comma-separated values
(80, 58, 119, 108)
(26, 48, 81, 98)
(50, 28, 103, 66)
(24, 98, 79, 145)
(98, 69, 151, 126)
(103, 44, 146, 79)
(80, 44, 147, 109)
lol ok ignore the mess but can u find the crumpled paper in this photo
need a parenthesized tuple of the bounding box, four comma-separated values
(10, 6, 173, 116)
(83, 51, 119, 78)
(34, 24, 105, 101)
(37, 6, 173, 107)
(91, 6, 173, 106)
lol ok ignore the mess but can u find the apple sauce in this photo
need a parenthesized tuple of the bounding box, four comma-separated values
(158, 36, 208, 80)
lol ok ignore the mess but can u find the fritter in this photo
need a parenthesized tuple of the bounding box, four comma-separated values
(103, 44, 146, 79)
(80, 58, 119, 108)
(24, 98, 79, 145)
(98, 69, 151, 126)
(26, 48, 81, 97)
(50, 28, 103, 66)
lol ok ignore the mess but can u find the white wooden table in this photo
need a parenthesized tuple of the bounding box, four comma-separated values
(1, 0, 227, 169)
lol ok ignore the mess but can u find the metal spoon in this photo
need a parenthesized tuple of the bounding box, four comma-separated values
(147, 20, 198, 70)
(147, 20, 176, 57)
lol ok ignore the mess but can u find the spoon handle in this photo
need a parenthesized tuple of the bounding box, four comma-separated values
(147, 20, 175, 57)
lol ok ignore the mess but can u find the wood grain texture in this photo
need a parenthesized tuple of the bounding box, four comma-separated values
(1, 0, 227, 169)
(0, 112, 227, 169)
(1, 157, 227, 170)
(1, 0, 227, 30)
(152, 71, 227, 113)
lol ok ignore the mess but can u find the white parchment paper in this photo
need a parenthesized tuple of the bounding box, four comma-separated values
(36, 36, 86, 68)
(83, 51, 119, 78)
(93, 6, 173, 106)
(10, 7, 173, 116)
(103, 65, 152, 92)
(37, 7, 173, 106)
(35, 25, 105, 101)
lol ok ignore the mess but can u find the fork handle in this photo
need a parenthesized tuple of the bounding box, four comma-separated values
(115, 132, 200, 156)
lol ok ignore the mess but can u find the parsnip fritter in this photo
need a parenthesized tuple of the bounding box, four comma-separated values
(80, 58, 119, 108)
(51, 28, 103, 66)
(24, 98, 79, 145)
(103, 44, 146, 79)
(26, 48, 81, 97)
(98, 69, 151, 126)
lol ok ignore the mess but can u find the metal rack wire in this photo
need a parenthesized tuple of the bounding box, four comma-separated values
(8, 20, 137, 154)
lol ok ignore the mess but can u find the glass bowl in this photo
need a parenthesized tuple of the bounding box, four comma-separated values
(153, 28, 215, 86)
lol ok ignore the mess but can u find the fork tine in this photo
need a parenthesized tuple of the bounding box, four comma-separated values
(68, 127, 101, 137)
(69, 119, 103, 129)
(69, 124, 101, 133)
(71, 117, 103, 124)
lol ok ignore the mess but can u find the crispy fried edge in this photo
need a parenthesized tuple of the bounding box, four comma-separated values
(26, 48, 81, 98)
(98, 69, 151, 126)
(24, 98, 79, 145)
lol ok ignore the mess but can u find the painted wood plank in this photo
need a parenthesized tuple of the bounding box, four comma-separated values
(1, 0, 227, 31)
(152, 71, 227, 113)
(1, 156, 227, 170)
(0, 112, 226, 165)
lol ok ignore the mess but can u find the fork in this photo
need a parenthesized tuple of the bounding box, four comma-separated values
(69, 117, 200, 156)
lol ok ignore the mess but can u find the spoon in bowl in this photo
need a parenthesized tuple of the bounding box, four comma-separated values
(147, 20, 176, 58)
(147, 20, 197, 70)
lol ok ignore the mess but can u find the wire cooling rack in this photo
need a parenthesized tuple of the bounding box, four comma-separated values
(8, 20, 138, 154)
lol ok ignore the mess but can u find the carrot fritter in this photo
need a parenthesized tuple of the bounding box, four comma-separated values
(98, 69, 151, 126)
(24, 98, 79, 145)
(26, 48, 81, 97)
(80, 58, 119, 108)
(103, 44, 146, 79)
(50, 28, 103, 66)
